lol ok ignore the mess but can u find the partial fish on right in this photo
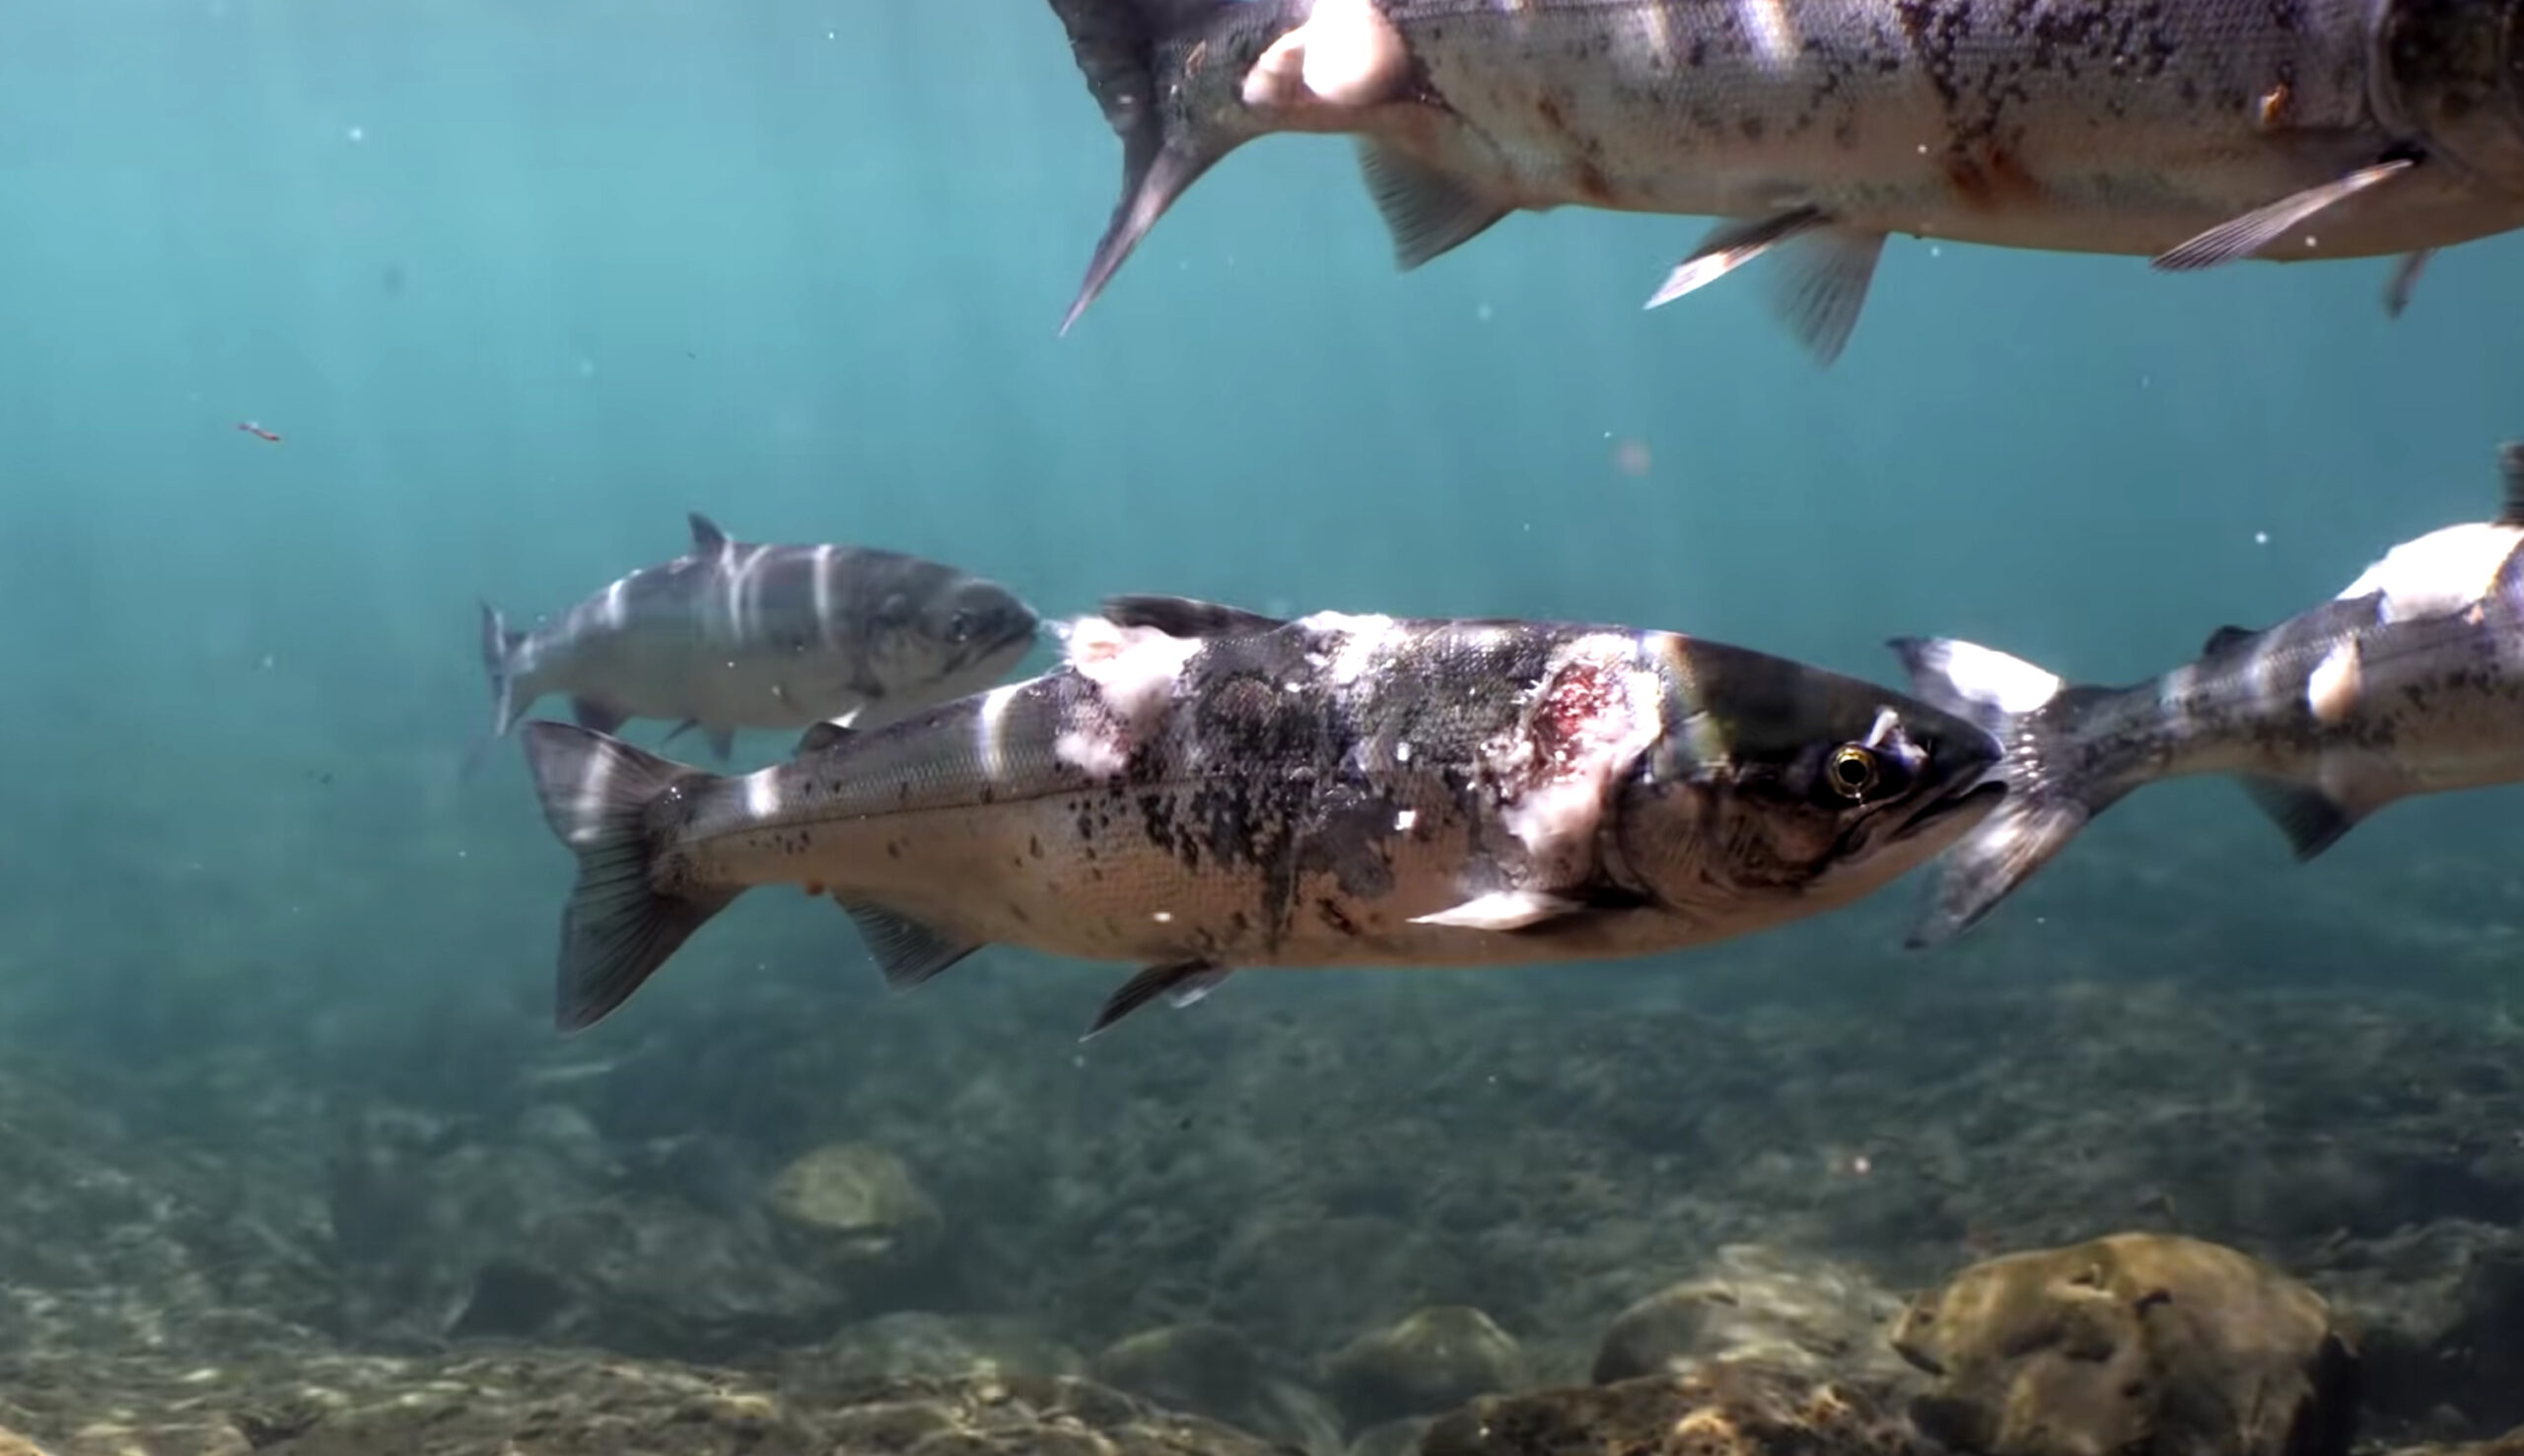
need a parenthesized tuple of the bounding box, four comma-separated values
(1043, 0, 2524, 365)
(476, 512, 1038, 767)
(1891, 441, 2524, 945)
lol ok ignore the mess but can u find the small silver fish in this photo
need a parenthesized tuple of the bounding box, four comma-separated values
(516, 593, 2003, 1036)
(1891, 440, 2524, 943)
(478, 513, 1039, 763)
(1044, 0, 2524, 363)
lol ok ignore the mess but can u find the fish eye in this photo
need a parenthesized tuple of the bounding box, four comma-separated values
(946, 610, 974, 644)
(1826, 744, 1881, 799)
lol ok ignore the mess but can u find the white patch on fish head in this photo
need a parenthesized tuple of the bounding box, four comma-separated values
(1240, 0, 1409, 110)
(2337, 521, 2523, 623)
(601, 578, 630, 632)
(1488, 633, 1668, 885)
(2305, 639, 2363, 726)
(1296, 610, 1402, 688)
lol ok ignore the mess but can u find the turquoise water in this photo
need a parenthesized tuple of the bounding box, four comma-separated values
(5, 0, 2524, 1437)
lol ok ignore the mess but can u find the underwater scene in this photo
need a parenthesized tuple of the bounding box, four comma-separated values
(11, 0, 2524, 1451)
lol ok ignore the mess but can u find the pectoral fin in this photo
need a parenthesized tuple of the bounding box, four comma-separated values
(2382, 248, 2434, 318)
(1409, 889, 1587, 933)
(1083, 959, 1233, 1040)
(834, 898, 984, 990)
(1646, 207, 1830, 309)
(1646, 209, 1886, 366)
(2152, 158, 2417, 271)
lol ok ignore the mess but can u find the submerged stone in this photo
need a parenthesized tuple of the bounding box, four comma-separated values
(1891, 1232, 2359, 1456)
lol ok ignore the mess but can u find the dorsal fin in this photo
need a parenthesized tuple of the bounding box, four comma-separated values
(2201, 624, 2261, 657)
(2496, 442, 2524, 527)
(687, 513, 729, 551)
(1097, 593, 1290, 639)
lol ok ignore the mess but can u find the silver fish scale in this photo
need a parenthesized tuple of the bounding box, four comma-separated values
(1380, 0, 2491, 255)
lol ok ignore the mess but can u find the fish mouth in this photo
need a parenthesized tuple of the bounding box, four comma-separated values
(1891, 776, 2007, 844)
(982, 613, 1045, 663)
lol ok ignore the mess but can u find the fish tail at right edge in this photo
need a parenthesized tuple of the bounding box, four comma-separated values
(1045, 0, 1273, 333)
(1885, 636, 2134, 948)
(518, 721, 744, 1034)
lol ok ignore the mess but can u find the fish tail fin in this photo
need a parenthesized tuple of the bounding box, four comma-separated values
(1886, 636, 2133, 946)
(479, 599, 528, 735)
(1045, 0, 1272, 332)
(518, 721, 744, 1033)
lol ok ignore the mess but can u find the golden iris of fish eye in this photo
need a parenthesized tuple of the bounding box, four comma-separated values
(1827, 744, 1881, 798)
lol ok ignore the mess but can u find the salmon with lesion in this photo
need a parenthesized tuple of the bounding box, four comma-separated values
(514, 593, 2006, 1041)
(1042, 0, 2524, 364)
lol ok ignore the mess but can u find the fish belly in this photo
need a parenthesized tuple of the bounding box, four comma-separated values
(1381, 0, 2524, 258)
(715, 778, 1705, 972)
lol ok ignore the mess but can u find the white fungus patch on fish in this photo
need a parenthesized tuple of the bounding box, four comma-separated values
(1242, 0, 1409, 110)
(2338, 522, 2524, 623)
(1297, 610, 1403, 687)
(1055, 613, 1206, 777)
(1483, 633, 1667, 887)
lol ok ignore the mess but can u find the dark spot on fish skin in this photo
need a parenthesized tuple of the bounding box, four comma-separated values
(1009, 903, 1030, 925)
(1028, 835, 1044, 860)
(1316, 898, 1361, 936)
(1942, 141, 2043, 211)
(1573, 157, 1615, 205)
(885, 841, 903, 861)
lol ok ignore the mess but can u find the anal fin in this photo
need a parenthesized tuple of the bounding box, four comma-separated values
(834, 898, 984, 990)
(1409, 888, 1585, 933)
(1759, 226, 1886, 368)
(1646, 209, 1886, 366)
(1356, 140, 1510, 271)
(1083, 959, 1232, 1040)
(2152, 158, 2417, 271)
(2236, 776, 2363, 862)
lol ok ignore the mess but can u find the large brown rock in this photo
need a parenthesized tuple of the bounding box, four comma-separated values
(1891, 1232, 2359, 1456)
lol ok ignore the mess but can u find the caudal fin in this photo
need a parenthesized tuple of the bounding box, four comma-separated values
(517, 722, 743, 1033)
(1045, 0, 1260, 332)
(458, 601, 534, 783)
(1885, 637, 2132, 947)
